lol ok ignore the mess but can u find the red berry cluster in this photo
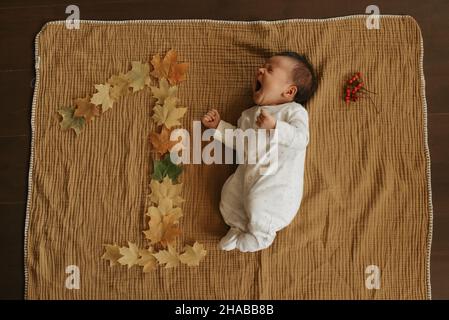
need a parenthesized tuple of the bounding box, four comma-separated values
(343, 72, 379, 113)
(344, 72, 367, 104)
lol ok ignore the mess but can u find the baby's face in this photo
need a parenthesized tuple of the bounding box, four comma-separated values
(252, 56, 297, 106)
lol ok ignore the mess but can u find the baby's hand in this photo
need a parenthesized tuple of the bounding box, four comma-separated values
(256, 109, 276, 130)
(201, 109, 221, 129)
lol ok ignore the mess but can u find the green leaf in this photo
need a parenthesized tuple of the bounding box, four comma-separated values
(152, 154, 182, 182)
(57, 106, 86, 135)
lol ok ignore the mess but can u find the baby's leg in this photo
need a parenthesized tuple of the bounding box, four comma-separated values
(218, 171, 248, 250)
(234, 193, 278, 252)
(219, 171, 248, 232)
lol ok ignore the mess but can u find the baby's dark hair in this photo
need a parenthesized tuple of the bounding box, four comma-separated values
(274, 51, 318, 105)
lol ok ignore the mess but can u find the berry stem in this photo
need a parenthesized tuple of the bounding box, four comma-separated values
(360, 87, 377, 94)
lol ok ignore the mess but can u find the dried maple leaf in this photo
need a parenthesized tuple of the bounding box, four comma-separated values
(148, 176, 184, 207)
(151, 153, 183, 182)
(137, 248, 158, 272)
(144, 227, 159, 244)
(147, 197, 183, 220)
(150, 52, 170, 80)
(151, 96, 187, 129)
(143, 198, 183, 246)
(179, 242, 207, 267)
(161, 224, 182, 247)
(169, 62, 189, 85)
(150, 77, 178, 105)
(126, 61, 151, 92)
(107, 73, 130, 100)
(90, 83, 114, 112)
(152, 244, 180, 268)
(150, 49, 189, 85)
(57, 106, 86, 135)
(143, 222, 164, 245)
(117, 242, 140, 268)
(101, 244, 122, 266)
(73, 96, 100, 122)
(149, 125, 182, 155)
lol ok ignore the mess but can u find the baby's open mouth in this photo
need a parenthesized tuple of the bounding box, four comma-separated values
(255, 79, 262, 92)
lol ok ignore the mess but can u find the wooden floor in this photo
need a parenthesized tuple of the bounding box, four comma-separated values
(0, 0, 447, 299)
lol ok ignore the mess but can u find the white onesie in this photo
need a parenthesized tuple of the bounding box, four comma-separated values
(214, 100, 309, 252)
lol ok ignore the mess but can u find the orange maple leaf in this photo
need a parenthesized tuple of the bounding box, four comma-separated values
(160, 223, 182, 248)
(149, 125, 181, 155)
(74, 96, 100, 122)
(150, 49, 189, 85)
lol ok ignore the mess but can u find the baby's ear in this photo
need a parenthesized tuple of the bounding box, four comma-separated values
(287, 84, 298, 96)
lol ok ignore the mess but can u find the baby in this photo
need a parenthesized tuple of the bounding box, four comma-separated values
(201, 52, 317, 252)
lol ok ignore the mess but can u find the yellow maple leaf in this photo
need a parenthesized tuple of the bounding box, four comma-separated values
(117, 242, 140, 268)
(149, 125, 182, 155)
(179, 242, 207, 267)
(107, 73, 130, 100)
(152, 244, 180, 268)
(143, 217, 182, 247)
(90, 83, 114, 112)
(126, 61, 150, 92)
(101, 244, 122, 266)
(148, 176, 184, 207)
(143, 198, 183, 246)
(150, 49, 189, 85)
(150, 77, 178, 105)
(143, 225, 162, 245)
(73, 96, 101, 122)
(137, 248, 158, 272)
(151, 96, 187, 129)
(147, 198, 183, 223)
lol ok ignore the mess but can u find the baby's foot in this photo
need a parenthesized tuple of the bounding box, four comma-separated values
(235, 231, 276, 252)
(218, 227, 242, 251)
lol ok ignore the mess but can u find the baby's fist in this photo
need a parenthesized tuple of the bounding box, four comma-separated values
(256, 109, 276, 130)
(201, 109, 221, 129)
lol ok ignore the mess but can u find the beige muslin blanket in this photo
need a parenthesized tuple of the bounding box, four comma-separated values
(25, 16, 433, 299)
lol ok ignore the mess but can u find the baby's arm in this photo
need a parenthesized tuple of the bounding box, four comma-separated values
(201, 109, 240, 150)
(213, 119, 239, 150)
(275, 107, 309, 150)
